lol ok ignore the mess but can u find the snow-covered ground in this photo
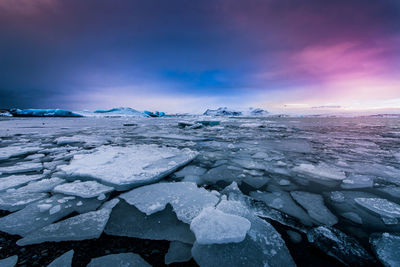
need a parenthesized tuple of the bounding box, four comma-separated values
(0, 115, 399, 266)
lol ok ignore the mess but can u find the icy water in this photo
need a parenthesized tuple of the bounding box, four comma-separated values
(0, 116, 399, 266)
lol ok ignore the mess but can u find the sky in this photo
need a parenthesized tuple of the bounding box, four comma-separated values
(1, 0, 400, 114)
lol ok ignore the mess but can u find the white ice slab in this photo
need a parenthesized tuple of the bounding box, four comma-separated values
(120, 182, 219, 223)
(53, 181, 114, 198)
(16, 177, 65, 193)
(58, 145, 198, 190)
(0, 255, 18, 267)
(0, 146, 41, 161)
(0, 174, 43, 192)
(190, 207, 251, 244)
(293, 163, 346, 181)
(0, 162, 43, 175)
(355, 197, 400, 218)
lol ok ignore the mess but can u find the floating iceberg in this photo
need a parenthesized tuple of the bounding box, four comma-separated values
(9, 109, 83, 117)
(87, 253, 151, 267)
(93, 107, 144, 116)
(58, 145, 198, 190)
(203, 107, 243, 116)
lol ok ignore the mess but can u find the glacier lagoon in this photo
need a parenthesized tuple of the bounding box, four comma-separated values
(0, 115, 399, 266)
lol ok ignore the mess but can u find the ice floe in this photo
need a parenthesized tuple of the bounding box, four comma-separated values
(0, 255, 18, 267)
(370, 232, 400, 267)
(0, 162, 43, 175)
(165, 241, 193, 264)
(47, 250, 74, 267)
(291, 191, 338, 226)
(354, 197, 400, 218)
(0, 146, 41, 161)
(307, 226, 375, 266)
(87, 253, 151, 267)
(53, 181, 114, 198)
(0, 174, 44, 192)
(58, 145, 198, 190)
(17, 207, 113, 245)
(15, 177, 65, 193)
(293, 163, 346, 181)
(0, 191, 48, 211)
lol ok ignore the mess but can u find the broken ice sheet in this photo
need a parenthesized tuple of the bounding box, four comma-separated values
(15, 177, 65, 193)
(0, 194, 103, 236)
(105, 200, 195, 244)
(290, 191, 338, 226)
(0, 146, 41, 161)
(0, 162, 43, 175)
(0, 255, 18, 267)
(293, 163, 346, 181)
(58, 145, 198, 190)
(53, 180, 114, 198)
(370, 232, 400, 267)
(47, 250, 74, 267)
(87, 253, 151, 267)
(0, 174, 44, 192)
(0, 191, 48, 211)
(165, 241, 193, 264)
(17, 207, 113, 246)
(120, 182, 219, 224)
(354, 197, 400, 218)
(192, 199, 296, 267)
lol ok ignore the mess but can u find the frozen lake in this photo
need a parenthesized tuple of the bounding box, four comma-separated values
(0, 116, 399, 266)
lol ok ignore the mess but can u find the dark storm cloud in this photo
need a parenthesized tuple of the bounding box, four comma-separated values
(0, 0, 399, 109)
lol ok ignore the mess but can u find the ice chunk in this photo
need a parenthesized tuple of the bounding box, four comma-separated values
(330, 191, 345, 202)
(0, 191, 48, 211)
(120, 182, 219, 223)
(165, 241, 192, 264)
(105, 200, 195, 244)
(190, 207, 251, 244)
(0, 194, 103, 236)
(47, 250, 74, 267)
(243, 176, 270, 189)
(58, 145, 198, 190)
(0, 146, 41, 161)
(377, 186, 400, 199)
(203, 107, 242, 116)
(291, 191, 338, 226)
(307, 226, 376, 266)
(0, 174, 43, 192)
(53, 181, 114, 198)
(17, 208, 113, 246)
(293, 163, 346, 181)
(0, 255, 18, 267)
(250, 190, 313, 226)
(370, 232, 400, 267)
(341, 174, 374, 189)
(16, 178, 65, 193)
(286, 230, 302, 243)
(201, 165, 244, 184)
(174, 165, 207, 177)
(9, 108, 83, 117)
(192, 199, 296, 267)
(0, 162, 43, 175)
(87, 253, 151, 267)
(354, 198, 400, 218)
